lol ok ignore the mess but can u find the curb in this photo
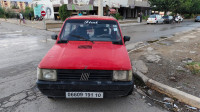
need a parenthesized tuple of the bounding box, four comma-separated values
(129, 29, 200, 108)
(133, 67, 200, 108)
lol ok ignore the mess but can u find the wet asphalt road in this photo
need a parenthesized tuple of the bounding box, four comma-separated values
(122, 19, 200, 45)
(0, 20, 199, 112)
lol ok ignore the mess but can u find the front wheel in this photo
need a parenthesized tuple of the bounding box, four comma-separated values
(156, 21, 158, 24)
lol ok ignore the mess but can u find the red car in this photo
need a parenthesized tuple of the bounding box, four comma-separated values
(37, 16, 133, 98)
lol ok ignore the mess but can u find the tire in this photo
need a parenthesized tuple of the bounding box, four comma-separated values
(127, 87, 134, 95)
(47, 96, 54, 99)
(156, 21, 158, 24)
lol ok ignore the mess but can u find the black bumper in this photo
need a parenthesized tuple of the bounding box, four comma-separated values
(37, 80, 134, 98)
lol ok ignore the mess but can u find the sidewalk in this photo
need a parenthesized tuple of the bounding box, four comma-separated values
(0, 18, 146, 32)
(129, 28, 200, 108)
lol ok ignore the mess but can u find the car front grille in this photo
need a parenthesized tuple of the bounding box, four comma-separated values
(57, 69, 113, 81)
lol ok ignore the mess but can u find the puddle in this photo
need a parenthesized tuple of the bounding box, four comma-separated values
(157, 40, 173, 46)
(147, 39, 159, 43)
(160, 36, 168, 39)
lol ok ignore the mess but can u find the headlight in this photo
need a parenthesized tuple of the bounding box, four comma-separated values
(113, 70, 132, 81)
(37, 68, 57, 81)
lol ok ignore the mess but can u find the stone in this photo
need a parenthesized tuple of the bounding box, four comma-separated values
(190, 51, 196, 54)
(9, 92, 27, 102)
(145, 54, 161, 63)
(169, 76, 177, 82)
(132, 60, 148, 74)
(147, 103, 152, 106)
(176, 66, 186, 71)
(147, 47, 154, 51)
(2, 101, 18, 108)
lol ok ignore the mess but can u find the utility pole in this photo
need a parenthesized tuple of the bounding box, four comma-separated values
(98, 0, 103, 16)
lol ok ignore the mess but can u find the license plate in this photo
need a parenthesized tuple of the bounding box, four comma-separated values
(66, 92, 103, 98)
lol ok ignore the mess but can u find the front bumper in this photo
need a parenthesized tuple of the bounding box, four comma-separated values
(37, 80, 134, 98)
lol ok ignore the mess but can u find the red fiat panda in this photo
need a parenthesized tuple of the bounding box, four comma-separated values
(37, 16, 133, 98)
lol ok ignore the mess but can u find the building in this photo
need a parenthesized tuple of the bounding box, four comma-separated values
(31, 0, 150, 20)
(0, 0, 31, 10)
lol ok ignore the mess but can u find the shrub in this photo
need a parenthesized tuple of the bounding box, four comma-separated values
(183, 14, 195, 19)
(111, 13, 123, 20)
(22, 7, 34, 19)
(143, 15, 149, 20)
(59, 4, 72, 21)
(0, 7, 5, 18)
(5, 9, 16, 18)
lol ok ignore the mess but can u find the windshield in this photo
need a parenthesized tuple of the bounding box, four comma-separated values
(60, 19, 122, 42)
(197, 16, 200, 19)
(149, 15, 156, 18)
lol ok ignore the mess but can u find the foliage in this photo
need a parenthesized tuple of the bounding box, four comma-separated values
(186, 62, 200, 75)
(12, 5, 19, 9)
(22, 7, 34, 19)
(143, 15, 149, 20)
(59, 4, 72, 21)
(111, 13, 123, 20)
(5, 9, 16, 18)
(0, 7, 5, 18)
(149, 0, 200, 15)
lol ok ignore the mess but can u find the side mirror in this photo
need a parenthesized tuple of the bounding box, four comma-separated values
(124, 36, 130, 43)
(51, 34, 58, 40)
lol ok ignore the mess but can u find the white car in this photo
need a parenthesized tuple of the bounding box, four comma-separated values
(147, 15, 164, 24)
(175, 16, 183, 22)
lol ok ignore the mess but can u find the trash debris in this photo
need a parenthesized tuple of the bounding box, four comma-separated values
(147, 89, 153, 96)
(163, 97, 174, 103)
(164, 102, 173, 110)
(182, 58, 193, 63)
(173, 104, 180, 112)
(185, 105, 197, 111)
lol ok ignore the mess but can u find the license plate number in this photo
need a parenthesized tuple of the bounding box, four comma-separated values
(66, 92, 103, 98)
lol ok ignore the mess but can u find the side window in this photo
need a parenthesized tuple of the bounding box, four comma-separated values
(61, 24, 77, 40)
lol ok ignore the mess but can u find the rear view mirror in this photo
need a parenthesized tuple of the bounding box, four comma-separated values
(124, 36, 130, 43)
(51, 34, 58, 40)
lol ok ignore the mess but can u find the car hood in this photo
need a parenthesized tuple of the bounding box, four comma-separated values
(39, 41, 132, 70)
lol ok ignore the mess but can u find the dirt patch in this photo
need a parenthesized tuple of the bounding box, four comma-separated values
(130, 28, 200, 98)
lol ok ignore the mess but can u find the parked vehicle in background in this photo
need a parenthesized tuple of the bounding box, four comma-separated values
(195, 16, 200, 22)
(175, 16, 183, 23)
(162, 16, 173, 24)
(147, 15, 164, 24)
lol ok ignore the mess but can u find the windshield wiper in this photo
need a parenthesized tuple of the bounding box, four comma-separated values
(70, 34, 94, 43)
(57, 40, 68, 43)
(112, 40, 123, 45)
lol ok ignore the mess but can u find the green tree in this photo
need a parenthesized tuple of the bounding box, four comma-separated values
(0, 6, 5, 18)
(23, 7, 34, 19)
(149, 0, 181, 15)
(59, 4, 71, 21)
(149, 0, 200, 15)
